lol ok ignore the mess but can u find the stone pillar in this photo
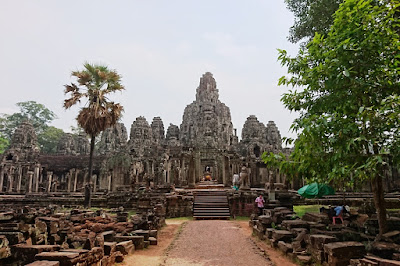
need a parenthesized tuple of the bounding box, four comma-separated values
(188, 156, 195, 188)
(268, 170, 276, 201)
(27, 171, 34, 193)
(73, 170, 79, 192)
(17, 167, 23, 193)
(67, 171, 71, 192)
(0, 167, 4, 192)
(108, 173, 112, 192)
(34, 165, 40, 192)
(47, 171, 53, 192)
(93, 175, 97, 193)
(8, 167, 14, 193)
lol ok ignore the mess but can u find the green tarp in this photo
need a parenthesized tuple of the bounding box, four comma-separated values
(297, 182, 335, 199)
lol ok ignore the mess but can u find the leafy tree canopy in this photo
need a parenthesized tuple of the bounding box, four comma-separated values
(37, 126, 65, 154)
(0, 134, 9, 154)
(265, 0, 400, 235)
(285, 0, 342, 44)
(0, 101, 57, 140)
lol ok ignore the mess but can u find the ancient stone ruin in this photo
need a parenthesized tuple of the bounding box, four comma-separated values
(0, 72, 293, 195)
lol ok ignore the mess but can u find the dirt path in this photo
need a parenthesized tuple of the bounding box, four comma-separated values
(121, 219, 185, 266)
(123, 219, 297, 266)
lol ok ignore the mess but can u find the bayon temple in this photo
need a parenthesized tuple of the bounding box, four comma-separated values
(0, 72, 295, 194)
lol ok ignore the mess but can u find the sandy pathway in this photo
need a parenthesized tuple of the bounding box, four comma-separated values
(123, 219, 297, 266)
(161, 220, 273, 266)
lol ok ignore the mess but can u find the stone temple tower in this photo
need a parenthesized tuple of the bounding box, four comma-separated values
(180, 72, 233, 149)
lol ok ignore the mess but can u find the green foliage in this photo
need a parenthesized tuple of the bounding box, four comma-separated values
(0, 133, 9, 154)
(64, 63, 125, 138)
(37, 126, 65, 154)
(293, 205, 322, 217)
(0, 101, 57, 140)
(285, 0, 342, 44)
(269, 0, 400, 235)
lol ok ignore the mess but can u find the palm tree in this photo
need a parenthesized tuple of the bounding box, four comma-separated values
(64, 63, 124, 207)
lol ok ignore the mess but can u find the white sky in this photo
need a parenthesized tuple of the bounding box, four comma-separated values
(0, 1, 299, 143)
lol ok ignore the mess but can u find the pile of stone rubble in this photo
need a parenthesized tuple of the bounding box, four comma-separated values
(0, 205, 164, 265)
(251, 207, 400, 266)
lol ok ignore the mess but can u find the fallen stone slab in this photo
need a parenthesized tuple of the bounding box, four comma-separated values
(12, 244, 61, 265)
(133, 229, 149, 241)
(271, 230, 294, 242)
(104, 241, 117, 255)
(324, 241, 365, 266)
(149, 237, 157, 245)
(116, 240, 134, 255)
(144, 240, 150, 248)
(297, 255, 312, 265)
(0, 235, 11, 259)
(365, 255, 400, 266)
(35, 251, 80, 266)
(309, 234, 337, 250)
(149, 230, 158, 238)
(116, 235, 144, 250)
(371, 241, 400, 259)
(100, 230, 115, 242)
(281, 219, 310, 230)
(0, 231, 24, 245)
(277, 241, 293, 254)
(26, 260, 60, 266)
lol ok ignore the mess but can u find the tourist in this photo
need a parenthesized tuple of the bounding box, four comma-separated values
(255, 195, 265, 216)
(232, 173, 239, 191)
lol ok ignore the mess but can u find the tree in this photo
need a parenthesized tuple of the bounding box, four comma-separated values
(0, 101, 57, 140)
(0, 133, 9, 154)
(285, 0, 342, 44)
(64, 63, 124, 207)
(266, 0, 400, 237)
(37, 126, 65, 154)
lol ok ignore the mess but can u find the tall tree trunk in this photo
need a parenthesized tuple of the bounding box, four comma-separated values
(84, 135, 96, 208)
(371, 174, 387, 237)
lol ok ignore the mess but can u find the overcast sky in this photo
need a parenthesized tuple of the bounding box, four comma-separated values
(0, 1, 299, 143)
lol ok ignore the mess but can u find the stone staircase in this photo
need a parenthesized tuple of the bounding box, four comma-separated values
(193, 190, 230, 219)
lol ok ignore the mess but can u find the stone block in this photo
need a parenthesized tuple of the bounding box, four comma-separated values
(149, 230, 158, 238)
(364, 256, 400, 266)
(297, 255, 312, 265)
(35, 251, 80, 265)
(100, 231, 115, 242)
(253, 226, 265, 240)
(0, 211, 14, 221)
(271, 230, 294, 242)
(114, 251, 124, 263)
(149, 237, 157, 245)
(371, 241, 400, 259)
(324, 241, 365, 266)
(26, 261, 60, 266)
(309, 234, 337, 250)
(281, 219, 309, 230)
(0, 231, 25, 245)
(12, 244, 61, 265)
(144, 240, 150, 248)
(359, 258, 378, 266)
(277, 241, 293, 254)
(0, 235, 11, 259)
(104, 241, 117, 255)
(116, 235, 144, 250)
(266, 228, 274, 239)
(116, 240, 134, 255)
(133, 229, 150, 241)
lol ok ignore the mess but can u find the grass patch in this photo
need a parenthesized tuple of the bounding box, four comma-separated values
(166, 217, 193, 221)
(128, 210, 136, 217)
(232, 216, 250, 221)
(293, 205, 322, 217)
